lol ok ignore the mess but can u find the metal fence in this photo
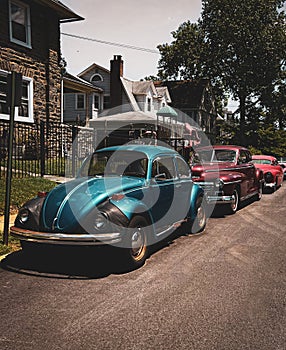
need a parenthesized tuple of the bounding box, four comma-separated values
(0, 120, 95, 179)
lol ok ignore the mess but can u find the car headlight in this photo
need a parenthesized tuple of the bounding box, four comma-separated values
(94, 212, 109, 230)
(18, 208, 29, 224)
(214, 178, 224, 188)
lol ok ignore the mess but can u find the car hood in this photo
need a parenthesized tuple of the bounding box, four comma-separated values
(192, 162, 232, 175)
(42, 176, 145, 231)
(252, 164, 273, 172)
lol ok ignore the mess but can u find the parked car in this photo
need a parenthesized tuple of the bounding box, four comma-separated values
(191, 145, 264, 214)
(252, 155, 284, 192)
(278, 157, 286, 180)
(11, 145, 207, 269)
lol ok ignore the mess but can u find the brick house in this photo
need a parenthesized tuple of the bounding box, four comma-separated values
(0, 0, 83, 124)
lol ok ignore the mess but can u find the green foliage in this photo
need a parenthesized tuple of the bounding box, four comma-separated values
(157, 0, 286, 147)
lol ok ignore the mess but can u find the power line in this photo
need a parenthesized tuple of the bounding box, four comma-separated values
(61, 32, 159, 54)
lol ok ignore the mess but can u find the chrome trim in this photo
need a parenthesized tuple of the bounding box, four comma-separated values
(205, 165, 254, 172)
(10, 226, 122, 246)
(195, 180, 241, 186)
(155, 220, 186, 237)
(264, 182, 276, 187)
(207, 195, 235, 204)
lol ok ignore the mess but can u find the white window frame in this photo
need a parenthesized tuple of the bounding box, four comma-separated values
(0, 70, 34, 123)
(90, 73, 103, 83)
(9, 0, 32, 48)
(75, 93, 86, 110)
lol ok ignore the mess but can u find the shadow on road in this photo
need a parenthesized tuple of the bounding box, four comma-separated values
(1, 227, 201, 279)
(1, 246, 122, 279)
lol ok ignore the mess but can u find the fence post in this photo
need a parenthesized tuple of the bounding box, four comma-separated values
(72, 126, 78, 177)
(3, 71, 22, 245)
(40, 121, 45, 177)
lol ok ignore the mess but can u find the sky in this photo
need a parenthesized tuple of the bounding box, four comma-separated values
(60, 0, 202, 80)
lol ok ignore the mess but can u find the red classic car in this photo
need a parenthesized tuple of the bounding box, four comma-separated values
(252, 155, 284, 192)
(191, 145, 264, 214)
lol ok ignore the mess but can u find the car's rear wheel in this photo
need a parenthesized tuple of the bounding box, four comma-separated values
(121, 216, 149, 269)
(185, 196, 207, 234)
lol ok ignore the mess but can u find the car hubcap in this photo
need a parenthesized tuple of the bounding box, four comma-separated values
(231, 191, 238, 211)
(131, 227, 146, 261)
(197, 205, 206, 228)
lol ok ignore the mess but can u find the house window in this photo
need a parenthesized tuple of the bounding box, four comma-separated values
(9, 0, 31, 48)
(0, 70, 33, 122)
(76, 94, 85, 109)
(103, 95, 110, 109)
(90, 74, 103, 83)
(94, 94, 100, 109)
(147, 98, 151, 112)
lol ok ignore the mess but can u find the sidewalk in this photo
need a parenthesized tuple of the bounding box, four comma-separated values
(43, 175, 73, 184)
(0, 213, 18, 232)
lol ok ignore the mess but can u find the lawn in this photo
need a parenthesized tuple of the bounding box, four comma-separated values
(0, 177, 57, 256)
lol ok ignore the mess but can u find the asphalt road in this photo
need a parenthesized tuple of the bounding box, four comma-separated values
(1, 184, 286, 350)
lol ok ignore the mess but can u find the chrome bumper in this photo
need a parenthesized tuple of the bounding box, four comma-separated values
(206, 194, 235, 204)
(10, 226, 122, 246)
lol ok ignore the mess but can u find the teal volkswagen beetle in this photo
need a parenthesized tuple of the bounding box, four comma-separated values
(11, 145, 207, 268)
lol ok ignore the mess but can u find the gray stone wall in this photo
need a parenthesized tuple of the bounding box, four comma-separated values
(0, 0, 63, 124)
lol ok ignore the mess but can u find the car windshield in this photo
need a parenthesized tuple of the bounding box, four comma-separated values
(252, 159, 272, 165)
(194, 149, 237, 163)
(79, 150, 148, 178)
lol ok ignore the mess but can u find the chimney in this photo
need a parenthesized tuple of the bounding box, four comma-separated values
(110, 55, 123, 109)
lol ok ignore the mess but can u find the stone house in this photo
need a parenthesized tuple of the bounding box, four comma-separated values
(63, 55, 171, 124)
(0, 0, 83, 124)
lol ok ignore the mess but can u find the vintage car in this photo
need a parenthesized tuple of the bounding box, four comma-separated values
(279, 157, 286, 179)
(11, 145, 207, 268)
(252, 155, 284, 192)
(191, 145, 264, 214)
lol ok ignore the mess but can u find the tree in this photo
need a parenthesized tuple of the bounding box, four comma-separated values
(157, 0, 286, 146)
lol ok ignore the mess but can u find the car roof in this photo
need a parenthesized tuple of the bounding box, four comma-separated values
(252, 155, 276, 160)
(195, 145, 249, 152)
(95, 144, 179, 158)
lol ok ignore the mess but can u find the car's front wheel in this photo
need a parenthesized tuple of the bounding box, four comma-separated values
(228, 188, 240, 214)
(121, 215, 149, 269)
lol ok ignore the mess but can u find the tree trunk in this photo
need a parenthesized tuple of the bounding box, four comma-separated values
(239, 95, 246, 146)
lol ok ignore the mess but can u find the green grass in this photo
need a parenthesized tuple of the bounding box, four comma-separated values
(0, 177, 57, 215)
(0, 177, 57, 256)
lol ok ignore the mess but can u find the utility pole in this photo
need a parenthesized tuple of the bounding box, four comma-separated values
(3, 71, 22, 245)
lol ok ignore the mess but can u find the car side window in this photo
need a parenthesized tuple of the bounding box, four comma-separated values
(238, 150, 249, 164)
(176, 157, 191, 178)
(152, 157, 176, 181)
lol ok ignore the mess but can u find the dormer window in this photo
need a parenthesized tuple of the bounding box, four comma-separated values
(90, 74, 103, 83)
(9, 0, 31, 48)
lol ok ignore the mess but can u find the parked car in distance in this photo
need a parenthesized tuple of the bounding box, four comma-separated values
(191, 145, 264, 214)
(252, 155, 284, 192)
(278, 157, 286, 180)
(11, 144, 207, 269)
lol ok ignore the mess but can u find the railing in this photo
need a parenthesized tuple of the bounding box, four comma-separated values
(0, 120, 95, 178)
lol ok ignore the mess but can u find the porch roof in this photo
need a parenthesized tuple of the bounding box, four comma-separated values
(36, 0, 84, 22)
